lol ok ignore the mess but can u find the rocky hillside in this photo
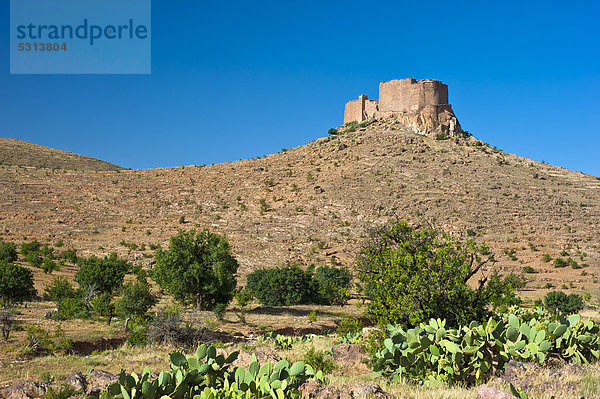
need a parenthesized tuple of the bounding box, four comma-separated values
(0, 120, 599, 299)
(0, 138, 124, 171)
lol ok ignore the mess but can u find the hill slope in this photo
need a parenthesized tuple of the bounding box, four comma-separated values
(0, 138, 124, 171)
(0, 121, 598, 300)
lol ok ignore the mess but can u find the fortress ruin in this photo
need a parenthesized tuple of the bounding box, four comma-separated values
(344, 78, 462, 136)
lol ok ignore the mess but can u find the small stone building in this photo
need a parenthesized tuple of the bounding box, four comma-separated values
(343, 78, 462, 136)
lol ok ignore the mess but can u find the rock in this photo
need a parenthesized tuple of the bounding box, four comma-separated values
(301, 382, 391, 399)
(65, 372, 87, 392)
(85, 370, 118, 397)
(353, 384, 391, 398)
(331, 343, 366, 367)
(231, 348, 281, 370)
(475, 387, 513, 399)
(0, 381, 46, 399)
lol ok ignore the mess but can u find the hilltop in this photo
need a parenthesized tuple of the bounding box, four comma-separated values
(0, 119, 598, 300)
(0, 138, 124, 171)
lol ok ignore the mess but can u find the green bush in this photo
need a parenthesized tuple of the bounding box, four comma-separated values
(55, 297, 88, 320)
(541, 254, 552, 262)
(553, 257, 568, 268)
(544, 291, 583, 315)
(75, 253, 130, 294)
(116, 282, 156, 318)
(303, 347, 335, 373)
(213, 303, 227, 320)
(247, 264, 316, 306)
(0, 241, 18, 262)
(152, 229, 238, 310)
(92, 292, 115, 317)
(0, 260, 37, 306)
(522, 266, 537, 274)
(355, 220, 523, 326)
(126, 316, 148, 346)
(44, 276, 75, 314)
(59, 249, 78, 263)
(313, 266, 352, 305)
(20, 240, 41, 256)
(25, 251, 42, 268)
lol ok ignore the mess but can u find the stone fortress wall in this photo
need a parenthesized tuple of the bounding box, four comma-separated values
(343, 78, 462, 136)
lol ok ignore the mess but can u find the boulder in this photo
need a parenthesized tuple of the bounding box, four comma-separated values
(0, 381, 46, 399)
(475, 387, 513, 399)
(331, 344, 367, 367)
(65, 372, 87, 392)
(85, 370, 118, 397)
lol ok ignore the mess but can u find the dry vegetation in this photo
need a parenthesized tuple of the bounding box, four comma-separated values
(1, 121, 600, 397)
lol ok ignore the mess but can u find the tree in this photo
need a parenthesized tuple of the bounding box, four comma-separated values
(152, 229, 238, 310)
(44, 276, 75, 314)
(313, 266, 352, 305)
(0, 241, 18, 263)
(544, 291, 583, 315)
(355, 220, 522, 326)
(116, 281, 157, 318)
(246, 264, 316, 306)
(0, 260, 37, 307)
(75, 253, 129, 294)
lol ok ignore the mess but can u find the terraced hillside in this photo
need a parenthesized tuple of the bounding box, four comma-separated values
(0, 138, 124, 171)
(0, 120, 599, 300)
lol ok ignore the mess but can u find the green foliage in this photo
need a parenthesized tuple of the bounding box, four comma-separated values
(20, 240, 41, 256)
(25, 251, 42, 267)
(312, 266, 352, 305)
(0, 260, 37, 306)
(116, 282, 157, 318)
(234, 288, 253, 324)
(213, 303, 227, 321)
(127, 316, 149, 346)
(41, 256, 59, 274)
(43, 385, 77, 399)
(246, 264, 315, 306)
(59, 249, 78, 263)
(0, 241, 18, 262)
(355, 220, 521, 326)
(544, 291, 583, 315)
(100, 343, 325, 399)
(303, 347, 335, 373)
(371, 312, 600, 387)
(93, 292, 115, 317)
(44, 276, 75, 314)
(75, 253, 130, 294)
(328, 128, 338, 135)
(21, 324, 72, 356)
(55, 297, 89, 320)
(335, 317, 363, 344)
(553, 257, 568, 268)
(152, 230, 238, 310)
(541, 254, 552, 263)
(522, 266, 536, 274)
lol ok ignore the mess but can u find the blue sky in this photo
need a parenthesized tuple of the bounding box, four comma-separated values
(2, 1, 599, 175)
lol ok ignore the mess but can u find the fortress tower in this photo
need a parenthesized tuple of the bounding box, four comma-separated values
(344, 78, 462, 136)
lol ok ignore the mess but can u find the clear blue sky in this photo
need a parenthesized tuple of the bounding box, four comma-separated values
(2, 1, 599, 176)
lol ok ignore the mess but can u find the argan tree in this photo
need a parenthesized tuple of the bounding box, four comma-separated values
(74, 253, 130, 294)
(152, 229, 238, 310)
(0, 260, 37, 307)
(355, 220, 524, 326)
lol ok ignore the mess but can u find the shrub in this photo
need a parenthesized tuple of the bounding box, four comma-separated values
(152, 229, 238, 310)
(92, 292, 114, 317)
(522, 266, 537, 274)
(312, 266, 352, 305)
(0, 309, 14, 340)
(234, 287, 253, 324)
(20, 240, 41, 256)
(55, 297, 88, 320)
(44, 276, 75, 314)
(25, 251, 42, 268)
(328, 128, 338, 135)
(213, 303, 227, 320)
(303, 347, 335, 373)
(41, 257, 59, 274)
(126, 316, 148, 346)
(75, 253, 129, 294)
(21, 324, 72, 356)
(0, 260, 36, 306)
(544, 291, 583, 315)
(541, 254, 552, 262)
(336, 316, 363, 336)
(116, 281, 156, 318)
(59, 249, 78, 263)
(553, 257, 568, 268)
(355, 220, 522, 326)
(247, 264, 316, 306)
(0, 241, 18, 262)
(147, 309, 192, 347)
